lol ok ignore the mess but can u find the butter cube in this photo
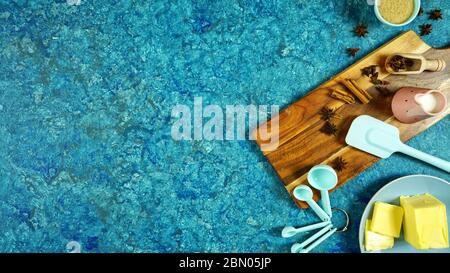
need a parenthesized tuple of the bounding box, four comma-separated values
(371, 201, 404, 238)
(365, 220, 394, 251)
(400, 194, 449, 250)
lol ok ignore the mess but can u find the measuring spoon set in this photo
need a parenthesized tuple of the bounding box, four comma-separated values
(282, 165, 349, 253)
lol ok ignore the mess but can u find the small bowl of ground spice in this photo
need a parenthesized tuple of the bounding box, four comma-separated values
(374, 0, 421, 27)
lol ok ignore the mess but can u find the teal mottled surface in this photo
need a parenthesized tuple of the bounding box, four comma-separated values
(0, 0, 449, 252)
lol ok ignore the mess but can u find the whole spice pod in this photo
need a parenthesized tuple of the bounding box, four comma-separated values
(320, 121, 339, 136)
(320, 107, 341, 121)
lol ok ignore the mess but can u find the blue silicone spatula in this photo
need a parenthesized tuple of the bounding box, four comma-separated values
(346, 115, 450, 173)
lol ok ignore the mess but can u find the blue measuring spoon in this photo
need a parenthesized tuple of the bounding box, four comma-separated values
(298, 227, 337, 253)
(291, 223, 333, 253)
(281, 221, 331, 238)
(293, 185, 330, 221)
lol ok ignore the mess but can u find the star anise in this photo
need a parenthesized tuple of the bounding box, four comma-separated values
(354, 24, 368, 37)
(375, 85, 393, 97)
(420, 24, 432, 36)
(332, 156, 347, 172)
(418, 7, 424, 16)
(370, 72, 379, 83)
(361, 64, 390, 94)
(429, 9, 443, 20)
(361, 65, 377, 77)
(347, 48, 360, 57)
(320, 107, 340, 121)
(320, 121, 338, 136)
(369, 73, 389, 86)
(388, 55, 414, 72)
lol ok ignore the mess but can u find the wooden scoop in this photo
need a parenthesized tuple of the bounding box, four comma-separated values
(385, 53, 446, 75)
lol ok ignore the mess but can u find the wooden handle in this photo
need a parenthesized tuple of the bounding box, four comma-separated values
(424, 59, 446, 72)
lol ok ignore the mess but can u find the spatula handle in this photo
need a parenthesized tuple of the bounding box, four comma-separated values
(399, 144, 450, 173)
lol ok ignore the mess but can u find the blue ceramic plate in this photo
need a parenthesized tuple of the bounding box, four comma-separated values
(359, 175, 450, 253)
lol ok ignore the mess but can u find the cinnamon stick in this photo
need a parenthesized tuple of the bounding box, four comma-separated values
(329, 88, 356, 104)
(341, 79, 371, 104)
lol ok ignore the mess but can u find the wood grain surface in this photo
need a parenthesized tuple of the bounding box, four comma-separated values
(253, 31, 450, 208)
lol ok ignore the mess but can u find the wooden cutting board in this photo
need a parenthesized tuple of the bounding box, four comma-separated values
(254, 30, 450, 208)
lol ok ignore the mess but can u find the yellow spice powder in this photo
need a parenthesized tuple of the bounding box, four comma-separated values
(379, 0, 415, 24)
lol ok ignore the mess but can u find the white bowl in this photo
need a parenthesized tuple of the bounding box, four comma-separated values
(359, 175, 450, 253)
(374, 0, 421, 27)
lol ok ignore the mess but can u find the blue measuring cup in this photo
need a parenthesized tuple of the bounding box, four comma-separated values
(307, 164, 338, 217)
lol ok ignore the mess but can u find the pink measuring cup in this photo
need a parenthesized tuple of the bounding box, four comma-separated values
(391, 87, 447, 124)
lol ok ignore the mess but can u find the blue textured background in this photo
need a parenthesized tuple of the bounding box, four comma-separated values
(0, 0, 449, 253)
